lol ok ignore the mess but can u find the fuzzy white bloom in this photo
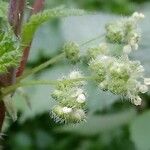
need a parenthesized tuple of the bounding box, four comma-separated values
(72, 88, 84, 97)
(123, 45, 132, 54)
(76, 93, 86, 103)
(62, 107, 72, 113)
(69, 71, 82, 79)
(132, 12, 145, 20)
(51, 71, 86, 123)
(75, 88, 84, 95)
(133, 96, 142, 106)
(98, 55, 110, 61)
(73, 109, 86, 121)
(144, 78, 150, 85)
(139, 84, 148, 93)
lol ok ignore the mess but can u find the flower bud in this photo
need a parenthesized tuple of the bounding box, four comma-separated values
(51, 71, 87, 123)
(63, 41, 80, 63)
(144, 78, 150, 85)
(139, 84, 148, 93)
(87, 43, 108, 60)
(133, 96, 142, 106)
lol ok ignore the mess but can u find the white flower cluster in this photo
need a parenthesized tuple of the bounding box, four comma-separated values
(105, 12, 145, 54)
(51, 71, 86, 123)
(89, 53, 148, 105)
(87, 12, 149, 106)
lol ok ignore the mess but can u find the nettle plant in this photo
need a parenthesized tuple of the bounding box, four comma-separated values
(0, 0, 150, 129)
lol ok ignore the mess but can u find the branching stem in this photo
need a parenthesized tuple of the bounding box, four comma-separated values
(1, 76, 93, 99)
(18, 33, 104, 81)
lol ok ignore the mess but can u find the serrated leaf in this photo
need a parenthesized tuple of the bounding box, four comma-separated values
(22, 7, 85, 45)
(0, 28, 22, 74)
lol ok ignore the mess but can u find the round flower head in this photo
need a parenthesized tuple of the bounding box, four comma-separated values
(86, 43, 108, 60)
(89, 53, 148, 105)
(144, 78, 150, 85)
(105, 12, 145, 53)
(89, 55, 114, 82)
(63, 41, 80, 63)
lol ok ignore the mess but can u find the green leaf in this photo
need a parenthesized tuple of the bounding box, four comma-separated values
(21, 7, 85, 45)
(0, 28, 22, 74)
(130, 110, 150, 150)
(0, 1, 8, 20)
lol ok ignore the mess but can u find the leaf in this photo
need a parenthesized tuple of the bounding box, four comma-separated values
(56, 108, 136, 135)
(0, 1, 8, 20)
(21, 7, 85, 45)
(0, 27, 21, 74)
(130, 110, 150, 150)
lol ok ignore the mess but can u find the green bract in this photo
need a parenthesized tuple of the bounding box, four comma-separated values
(21, 7, 85, 45)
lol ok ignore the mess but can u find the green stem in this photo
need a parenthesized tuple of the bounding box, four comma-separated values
(79, 33, 105, 46)
(2, 76, 93, 98)
(17, 53, 65, 81)
(18, 33, 105, 81)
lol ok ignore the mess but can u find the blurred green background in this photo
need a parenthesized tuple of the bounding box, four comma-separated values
(2, 0, 150, 149)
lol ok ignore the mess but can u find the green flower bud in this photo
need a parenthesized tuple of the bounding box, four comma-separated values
(89, 55, 113, 82)
(105, 12, 144, 52)
(86, 43, 108, 60)
(63, 41, 80, 63)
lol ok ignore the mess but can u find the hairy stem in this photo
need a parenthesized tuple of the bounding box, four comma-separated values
(32, 0, 45, 14)
(17, 53, 65, 81)
(79, 33, 105, 46)
(2, 77, 92, 98)
(0, 0, 26, 132)
(17, 0, 45, 77)
(8, 0, 26, 35)
(17, 33, 104, 81)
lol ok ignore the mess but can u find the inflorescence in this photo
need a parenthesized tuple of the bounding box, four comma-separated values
(50, 12, 149, 123)
(51, 71, 87, 123)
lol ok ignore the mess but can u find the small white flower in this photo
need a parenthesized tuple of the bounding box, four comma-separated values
(133, 96, 142, 106)
(123, 45, 132, 54)
(144, 78, 150, 85)
(132, 12, 145, 20)
(136, 65, 144, 74)
(139, 84, 148, 93)
(134, 43, 138, 50)
(62, 107, 72, 113)
(76, 88, 84, 95)
(76, 94, 86, 103)
(139, 13, 145, 19)
(71, 88, 84, 98)
(69, 71, 82, 79)
(132, 12, 139, 18)
(99, 55, 110, 61)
